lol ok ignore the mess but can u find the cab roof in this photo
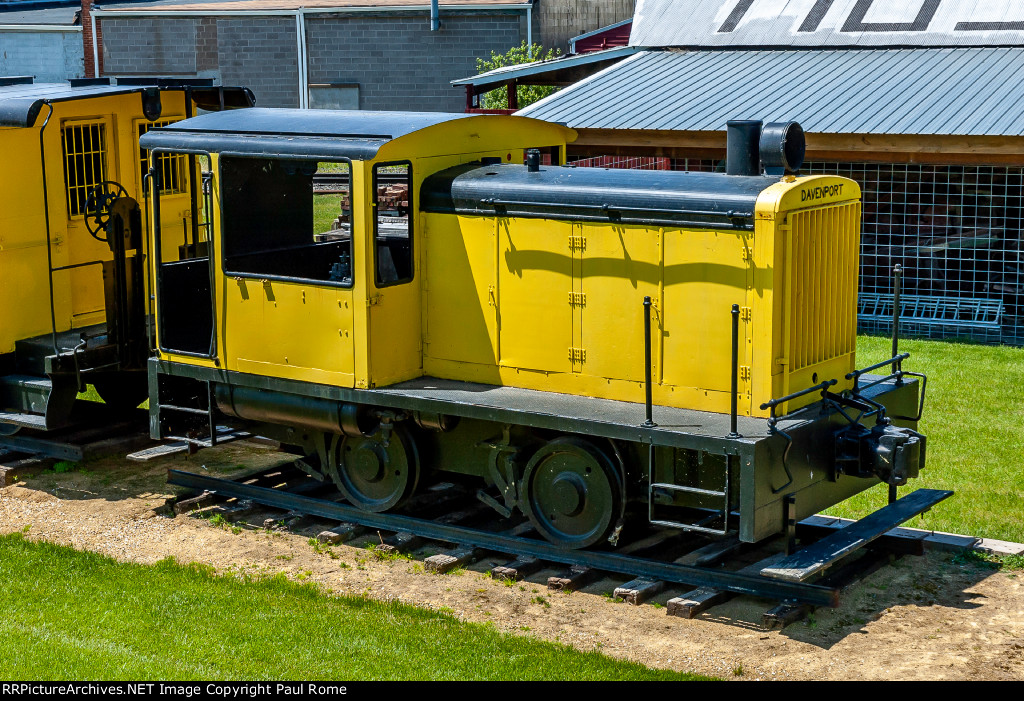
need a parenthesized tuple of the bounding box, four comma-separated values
(139, 107, 575, 160)
(0, 78, 254, 127)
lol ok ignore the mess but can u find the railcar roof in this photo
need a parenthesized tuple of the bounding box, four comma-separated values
(0, 79, 254, 128)
(422, 163, 779, 230)
(138, 108, 537, 160)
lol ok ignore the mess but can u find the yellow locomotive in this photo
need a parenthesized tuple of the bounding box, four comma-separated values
(141, 110, 932, 549)
(0, 78, 252, 434)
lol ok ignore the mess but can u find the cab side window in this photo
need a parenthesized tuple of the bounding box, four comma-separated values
(221, 157, 353, 287)
(374, 162, 412, 286)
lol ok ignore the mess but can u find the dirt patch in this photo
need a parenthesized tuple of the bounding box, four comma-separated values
(1, 443, 1022, 681)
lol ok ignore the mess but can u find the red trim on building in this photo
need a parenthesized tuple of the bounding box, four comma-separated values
(573, 22, 631, 53)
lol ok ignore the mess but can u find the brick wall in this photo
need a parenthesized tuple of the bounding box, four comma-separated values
(0, 31, 83, 82)
(306, 12, 524, 112)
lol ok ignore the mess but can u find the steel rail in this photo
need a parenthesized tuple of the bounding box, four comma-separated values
(168, 468, 841, 607)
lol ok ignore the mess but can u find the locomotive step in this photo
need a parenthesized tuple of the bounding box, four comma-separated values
(127, 427, 251, 461)
(0, 411, 48, 431)
(760, 488, 953, 582)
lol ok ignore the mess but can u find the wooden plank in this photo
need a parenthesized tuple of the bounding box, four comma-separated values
(613, 577, 664, 605)
(761, 489, 953, 582)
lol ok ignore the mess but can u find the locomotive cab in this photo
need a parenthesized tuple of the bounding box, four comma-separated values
(0, 79, 254, 434)
(143, 110, 934, 549)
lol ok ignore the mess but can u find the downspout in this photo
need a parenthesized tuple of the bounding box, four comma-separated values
(430, 0, 439, 31)
(295, 9, 308, 108)
(90, 11, 99, 78)
(526, 3, 531, 47)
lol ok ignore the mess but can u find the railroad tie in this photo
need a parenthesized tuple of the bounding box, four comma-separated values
(666, 551, 786, 619)
(665, 587, 732, 619)
(173, 491, 219, 515)
(762, 603, 812, 630)
(490, 557, 541, 582)
(221, 500, 258, 523)
(0, 456, 54, 487)
(317, 522, 366, 545)
(613, 577, 665, 605)
(376, 531, 422, 556)
(424, 547, 485, 574)
(547, 565, 599, 591)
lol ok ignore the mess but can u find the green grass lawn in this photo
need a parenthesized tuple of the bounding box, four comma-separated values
(824, 336, 1024, 543)
(0, 533, 709, 681)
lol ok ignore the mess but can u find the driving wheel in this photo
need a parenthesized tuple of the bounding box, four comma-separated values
(330, 425, 419, 512)
(520, 436, 622, 549)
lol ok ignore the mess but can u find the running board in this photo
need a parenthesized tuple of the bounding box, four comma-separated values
(760, 488, 954, 582)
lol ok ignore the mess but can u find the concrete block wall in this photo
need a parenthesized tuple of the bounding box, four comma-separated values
(102, 18, 197, 75)
(215, 18, 299, 108)
(99, 11, 524, 111)
(101, 16, 300, 108)
(306, 12, 524, 112)
(0, 30, 83, 82)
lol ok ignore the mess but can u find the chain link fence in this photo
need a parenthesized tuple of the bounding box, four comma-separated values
(567, 154, 1024, 345)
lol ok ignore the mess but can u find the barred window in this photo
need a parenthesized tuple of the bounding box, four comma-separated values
(62, 122, 107, 217)
(138, 119, 188, 195)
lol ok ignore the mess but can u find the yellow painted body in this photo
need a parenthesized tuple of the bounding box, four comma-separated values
(422, 175, 860, 417)
(0, 90, 193, 354)
(157, 115, 860, 419)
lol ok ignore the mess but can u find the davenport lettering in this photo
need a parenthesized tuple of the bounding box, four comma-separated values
(801, 183, 844, 202)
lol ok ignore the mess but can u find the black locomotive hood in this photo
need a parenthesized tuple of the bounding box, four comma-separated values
(421, 163, 777, 230)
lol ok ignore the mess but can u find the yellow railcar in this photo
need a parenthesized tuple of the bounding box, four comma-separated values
(0, 77, 252, 434)
(142, 110, 935, 548)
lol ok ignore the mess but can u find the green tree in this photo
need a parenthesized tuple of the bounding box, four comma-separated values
(476, 41, 561, 110)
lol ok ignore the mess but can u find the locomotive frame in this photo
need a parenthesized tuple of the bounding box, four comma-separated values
(139, 109, 942, 555)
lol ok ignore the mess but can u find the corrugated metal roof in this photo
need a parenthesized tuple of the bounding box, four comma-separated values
(517, 47, 1024, 136)
(629, 0, 1024, 49)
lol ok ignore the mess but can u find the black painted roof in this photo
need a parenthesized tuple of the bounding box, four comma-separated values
(0, 79, 254, 127)
(421, 163, 776, 230)
(139, 108, 477, 160)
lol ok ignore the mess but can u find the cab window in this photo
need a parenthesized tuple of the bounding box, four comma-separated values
(221, 157, 353, 287)
(374, 162, 412, 286)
